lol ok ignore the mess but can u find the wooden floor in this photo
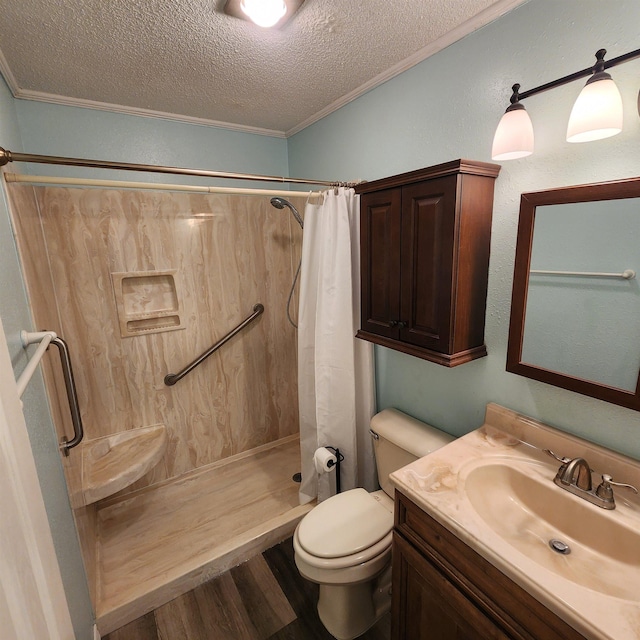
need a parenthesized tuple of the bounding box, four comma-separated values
(104, 537, 391, 640)
(96, 437, 314, 633)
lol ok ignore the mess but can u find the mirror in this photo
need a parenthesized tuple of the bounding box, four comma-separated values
(507, 176, 640, 411)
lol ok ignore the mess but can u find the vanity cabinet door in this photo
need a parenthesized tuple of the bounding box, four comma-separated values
(393, 533, 510, 640)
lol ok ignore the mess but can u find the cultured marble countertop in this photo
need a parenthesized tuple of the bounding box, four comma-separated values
(390, 403, 640, 640)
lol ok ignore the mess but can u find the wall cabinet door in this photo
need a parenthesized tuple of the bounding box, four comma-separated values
(399, 176, 457, 353)
(360, 187, 402, 339)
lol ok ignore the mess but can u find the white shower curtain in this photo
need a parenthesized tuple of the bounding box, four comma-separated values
(297, 187, 376, 504)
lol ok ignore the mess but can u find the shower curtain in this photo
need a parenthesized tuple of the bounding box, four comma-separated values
(297, 187, 376, 504)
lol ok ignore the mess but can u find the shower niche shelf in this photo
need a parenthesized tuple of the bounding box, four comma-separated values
(112, 270, 185, 338)
(77, 424, 168, 506)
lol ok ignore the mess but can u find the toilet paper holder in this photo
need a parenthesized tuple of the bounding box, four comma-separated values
(324, 446, 345, 494)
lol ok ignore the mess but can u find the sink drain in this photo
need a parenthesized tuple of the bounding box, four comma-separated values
(549, 539, 571, 555)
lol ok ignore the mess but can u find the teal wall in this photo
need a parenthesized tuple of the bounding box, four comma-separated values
(289, 0, 640, 459)
(14, 100, 290, 187)
(0, 76, 94, 639)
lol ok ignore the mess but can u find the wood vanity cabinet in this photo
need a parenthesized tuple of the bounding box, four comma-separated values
(355, 160, 500, 367)
(392, 491, 587, 640)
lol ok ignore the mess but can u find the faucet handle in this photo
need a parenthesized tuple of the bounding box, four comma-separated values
(544, 449, 571, 465)
(595, 474, 639, 501)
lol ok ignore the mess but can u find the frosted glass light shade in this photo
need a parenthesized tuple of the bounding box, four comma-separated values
(566, 76, 623, 143)
(491, 104, 534, 161)
(241, 0, 286, 27)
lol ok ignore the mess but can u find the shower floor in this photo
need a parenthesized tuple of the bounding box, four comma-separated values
(95, 435, 311, 635)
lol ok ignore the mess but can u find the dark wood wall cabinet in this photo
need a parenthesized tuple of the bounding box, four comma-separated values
(392, 491, 586, 640)
(355, 160, 500, 367)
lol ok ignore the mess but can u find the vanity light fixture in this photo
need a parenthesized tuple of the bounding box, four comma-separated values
(492, 47, 640, 161)
(492, 85, 534, 160)
(224, 0, 305, 29)
(566, 50, 623, 143)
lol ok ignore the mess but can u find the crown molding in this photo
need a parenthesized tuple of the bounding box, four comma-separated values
(285, 0, 527, 137)
(0, 48, 20, 95)
(9, 87, 287, 138)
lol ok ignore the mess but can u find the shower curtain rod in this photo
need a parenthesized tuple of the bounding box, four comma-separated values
(4, 173, 321, 198)
(0, 146, 358, 188)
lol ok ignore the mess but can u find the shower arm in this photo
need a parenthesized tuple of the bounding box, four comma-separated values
(0, 147, 360, 189)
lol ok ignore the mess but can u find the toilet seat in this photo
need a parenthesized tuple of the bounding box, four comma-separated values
(295, 488, 393, 570)
(294, 527, 392, 570)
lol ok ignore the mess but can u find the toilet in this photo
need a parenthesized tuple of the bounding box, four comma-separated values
(293, 408, 454, 640)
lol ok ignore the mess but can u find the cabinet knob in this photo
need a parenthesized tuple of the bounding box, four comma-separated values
(389, 320, 398, 327)
(398, 321, 407, 328)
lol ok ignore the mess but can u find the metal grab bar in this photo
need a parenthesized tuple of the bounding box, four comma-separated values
(51, 337, 85, 455)
(20, 331, 84, 455)
(530, 269, 636, 280)
(164, 303, 265, 386)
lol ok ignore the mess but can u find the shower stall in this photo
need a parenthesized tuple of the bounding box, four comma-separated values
(5, 181, 312, 634)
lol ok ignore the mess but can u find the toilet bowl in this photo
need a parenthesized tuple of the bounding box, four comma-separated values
(293, 488, 394, 640)
(293, 408, 455, 640)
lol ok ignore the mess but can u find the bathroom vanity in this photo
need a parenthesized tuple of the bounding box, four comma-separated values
(390, 404, 640, 640)
(392, 492, 584, 639)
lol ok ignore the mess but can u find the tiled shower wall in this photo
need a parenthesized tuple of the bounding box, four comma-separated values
(8, 184, 304, 498)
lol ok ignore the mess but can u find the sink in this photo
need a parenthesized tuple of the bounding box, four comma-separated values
(462, 460, 640, 601)
(391, 403, 640, 639)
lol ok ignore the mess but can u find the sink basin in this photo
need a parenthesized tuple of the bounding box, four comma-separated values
(463, 461, 640, 601)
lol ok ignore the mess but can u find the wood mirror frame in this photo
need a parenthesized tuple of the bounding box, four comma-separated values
(506, 176, 640, 411)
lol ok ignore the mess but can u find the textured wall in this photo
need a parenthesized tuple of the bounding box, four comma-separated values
(287, 0, 640, 459)
(14, 99, 290, 186)
(9, 185, 305, 496)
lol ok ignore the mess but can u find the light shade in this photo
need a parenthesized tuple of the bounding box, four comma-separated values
(240, 0, 287, 27)
(566, 73, 623, 143)
(491, 103, 534, 161)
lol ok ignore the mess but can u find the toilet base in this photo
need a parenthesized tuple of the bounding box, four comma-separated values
(316, 564, 392, 640)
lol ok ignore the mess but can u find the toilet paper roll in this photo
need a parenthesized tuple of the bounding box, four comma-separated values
(314, 447, 337, 474)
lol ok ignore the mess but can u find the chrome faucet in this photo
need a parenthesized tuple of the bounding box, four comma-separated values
(545, 450, 638, 510)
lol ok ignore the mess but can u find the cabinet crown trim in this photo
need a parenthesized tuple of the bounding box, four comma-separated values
(354, 159, 501, 194)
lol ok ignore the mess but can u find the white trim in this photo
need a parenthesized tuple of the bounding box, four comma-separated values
(11, 88, 287, 138)
(0, 48, 20, 95)
(0, 316, 75, 639)
(285, 0, 528, 136)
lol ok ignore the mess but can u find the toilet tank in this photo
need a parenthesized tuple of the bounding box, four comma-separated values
(370, 408, 454, 497)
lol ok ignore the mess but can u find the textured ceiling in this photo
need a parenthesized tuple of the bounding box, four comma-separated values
(0, 0, 526, 136)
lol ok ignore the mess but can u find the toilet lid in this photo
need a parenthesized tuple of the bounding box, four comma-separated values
(297, 488, 393, 559)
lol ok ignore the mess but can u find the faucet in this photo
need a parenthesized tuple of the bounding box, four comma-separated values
(544, 450, 638, 509)
(558, 457, 592, 491)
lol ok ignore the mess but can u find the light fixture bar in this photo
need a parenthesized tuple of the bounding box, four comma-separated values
(516, 47, 640, 102)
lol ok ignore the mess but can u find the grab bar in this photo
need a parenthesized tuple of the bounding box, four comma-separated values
(164, 303, 265, 386)
(20, 331, 84, 455)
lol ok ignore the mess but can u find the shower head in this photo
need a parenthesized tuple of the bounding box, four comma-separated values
(270, 197, 304, 229)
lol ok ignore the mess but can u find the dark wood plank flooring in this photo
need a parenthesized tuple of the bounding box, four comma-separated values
(104, 537, 391, 640)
